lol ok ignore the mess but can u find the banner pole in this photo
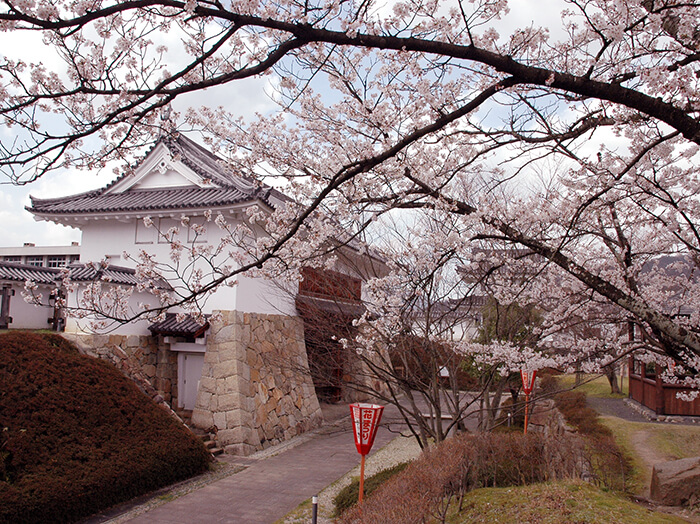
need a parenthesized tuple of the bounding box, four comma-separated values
(524, 392, 530, 434)
(359, 454, 366, 504)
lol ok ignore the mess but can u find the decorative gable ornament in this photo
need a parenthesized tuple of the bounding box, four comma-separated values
(105, 142, 213, 193)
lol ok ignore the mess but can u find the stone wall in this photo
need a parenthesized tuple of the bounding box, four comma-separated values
(192, 311, 323, 455)
(527, 399, 570, 436)
(63, 333, 178, 408)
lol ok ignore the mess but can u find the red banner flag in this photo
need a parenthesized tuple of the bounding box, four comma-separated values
(521, 369, 537, 395)
(349, 403, 384, 456)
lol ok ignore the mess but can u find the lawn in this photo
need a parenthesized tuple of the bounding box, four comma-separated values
(447, 481, 688, 524)
(600, 415, 700, 495)
(557, 373, 628, 399)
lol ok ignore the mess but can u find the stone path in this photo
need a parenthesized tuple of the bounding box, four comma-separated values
(95, 403, 409, 524)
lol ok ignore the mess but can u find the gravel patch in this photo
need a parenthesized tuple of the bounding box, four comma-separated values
(280, 435, 422, 523)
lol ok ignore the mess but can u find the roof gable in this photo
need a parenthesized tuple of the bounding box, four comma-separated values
(27, 133, 287, 221)
(105, 142, 216, 193)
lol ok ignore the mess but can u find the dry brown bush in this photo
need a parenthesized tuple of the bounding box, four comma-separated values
(338, 431, 586, 523)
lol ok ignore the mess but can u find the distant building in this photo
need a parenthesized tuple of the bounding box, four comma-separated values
(0, 242, 80, 267)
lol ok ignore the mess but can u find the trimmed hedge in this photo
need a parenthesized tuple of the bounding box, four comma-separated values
(0, 331, 211, 524)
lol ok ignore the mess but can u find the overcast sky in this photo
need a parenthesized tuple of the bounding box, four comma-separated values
(0, 0, 569, 248)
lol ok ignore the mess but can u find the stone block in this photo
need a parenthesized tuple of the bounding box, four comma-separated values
(218, 393, 239, 411)
(142, 364, 156, 377)
(191, 408, 214, 429)
(218, 342, 242, 362)
(237, 363, 250, 382)
(212, 324, 236, 343)
(226, 408, 252, 428)
(270, 388, 283, 403)
(650, 457, 700, 506)
(212, 360, 239, 379)
(199, 376, 217, 394)
(279, 396, 295, 415)
(157, 350, 173, 364)
(126, 335, 140, 348)
(213, 411, 227, 431)
(223, 376, 240, 394)
(217, 427, 248, 445)
(237, 376, 251, 396)
(241, 396, 255, 412)
(203, 349, 220, 364)
(256, 403, 268, 426)
(90, 334, 110, 348)
(197, 391, 212, 410)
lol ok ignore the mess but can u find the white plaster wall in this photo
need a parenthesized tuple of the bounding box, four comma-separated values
(80, 221, 137, 266)
(233, 274, 296, 316)
(6, 283, 54, 329)
(82, 218, 221, 267)
(80, 218, 298, 318)
(132, 168, 192, 189)
(63, 283, 160, 336)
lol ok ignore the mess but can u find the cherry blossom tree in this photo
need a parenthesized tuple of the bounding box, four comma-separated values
(3, 0, 700, 389)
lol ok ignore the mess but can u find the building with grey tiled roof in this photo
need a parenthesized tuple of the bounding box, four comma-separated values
(29, 133, 287, 225)
(21, 131, 382, 456)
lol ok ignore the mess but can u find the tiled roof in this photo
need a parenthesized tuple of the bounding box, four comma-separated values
(0, 262, 170, 289)
(28, 133, 285, 217)
(67, 263, 172, 288)
(296, 294, 365, 318)
(160, 134, 256, 189)
(148, 313, 209, 338)
(0, 262, 60, 284)
(29, 186, 264, 215)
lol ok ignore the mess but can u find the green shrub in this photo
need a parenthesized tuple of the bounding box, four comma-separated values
(0, 331, 212, 524)
(333, 462, 409, 516)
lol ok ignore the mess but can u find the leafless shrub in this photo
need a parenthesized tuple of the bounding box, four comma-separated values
(338, 431, 586, 523)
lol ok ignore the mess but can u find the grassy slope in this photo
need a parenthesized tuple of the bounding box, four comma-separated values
(448, 481, 687, 524)
(600, 416, 700, 494)
(450, 375, 697, 522)
(284, 374, 697, 522)
(557, 373, 628, 398)
(558, 373, 700, 494)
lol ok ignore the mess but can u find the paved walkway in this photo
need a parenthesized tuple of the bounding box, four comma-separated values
(101, 403, 409, 524)
(587, 396, 650, 423)
(588, 396, 700, 425)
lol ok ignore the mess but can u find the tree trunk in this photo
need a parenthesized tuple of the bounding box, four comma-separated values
(606, 365, 621, 395)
